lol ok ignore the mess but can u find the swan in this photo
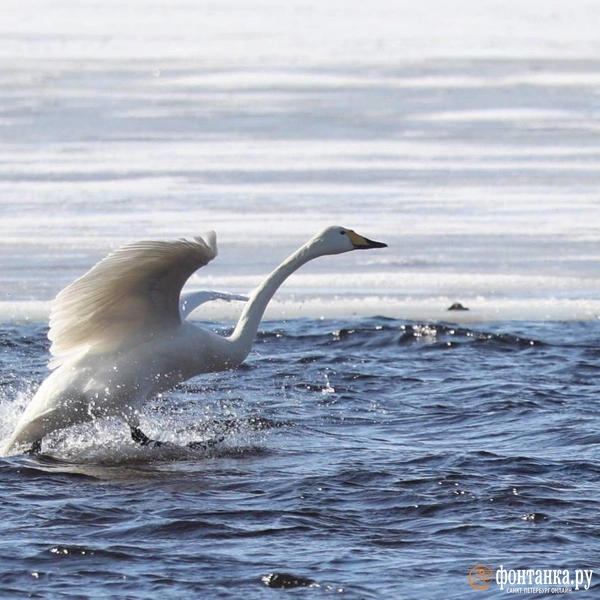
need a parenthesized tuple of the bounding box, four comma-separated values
(5, 226, 386, 455)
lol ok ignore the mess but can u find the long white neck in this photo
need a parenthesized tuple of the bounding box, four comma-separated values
(227, 241, 317, 362)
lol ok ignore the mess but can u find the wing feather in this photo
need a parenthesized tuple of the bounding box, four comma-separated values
(48, 233, 217, 365)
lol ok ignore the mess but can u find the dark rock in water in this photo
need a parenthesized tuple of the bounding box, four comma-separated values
(447, 302, 469, 311)
(522, 512, 549, 522)
(261, 572, 319, 589)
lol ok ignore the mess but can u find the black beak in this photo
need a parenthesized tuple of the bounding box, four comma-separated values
(358, 237, 387, 250)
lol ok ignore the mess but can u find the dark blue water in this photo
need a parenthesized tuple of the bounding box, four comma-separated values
(1, 318, 599, 599)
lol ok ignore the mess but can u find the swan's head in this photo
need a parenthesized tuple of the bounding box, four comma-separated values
(308, 226, 387, 256)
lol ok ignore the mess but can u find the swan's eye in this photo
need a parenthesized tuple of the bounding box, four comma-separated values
(340, 230, 347, 235)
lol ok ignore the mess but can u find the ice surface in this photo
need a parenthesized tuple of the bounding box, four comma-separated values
(2, 0, 600, 61)
(1, 1, 599, 322)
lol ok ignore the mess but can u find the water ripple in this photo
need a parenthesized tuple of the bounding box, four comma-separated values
(1, 318, 600, 598)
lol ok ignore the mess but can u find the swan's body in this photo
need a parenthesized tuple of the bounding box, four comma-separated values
(5, 226, 386, 454)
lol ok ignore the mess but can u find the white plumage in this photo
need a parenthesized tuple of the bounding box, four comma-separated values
(5, 226, 386, 454)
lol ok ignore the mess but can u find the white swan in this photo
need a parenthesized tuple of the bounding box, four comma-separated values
(5, 226, 386, 455)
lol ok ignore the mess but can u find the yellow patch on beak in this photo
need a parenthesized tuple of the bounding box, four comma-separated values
(347, 230, 370, 247)
(347, 230, 388, 250)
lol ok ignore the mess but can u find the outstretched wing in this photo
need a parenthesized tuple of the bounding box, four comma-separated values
(179, 290, 248, 319)
(48, 232, 217, 365)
